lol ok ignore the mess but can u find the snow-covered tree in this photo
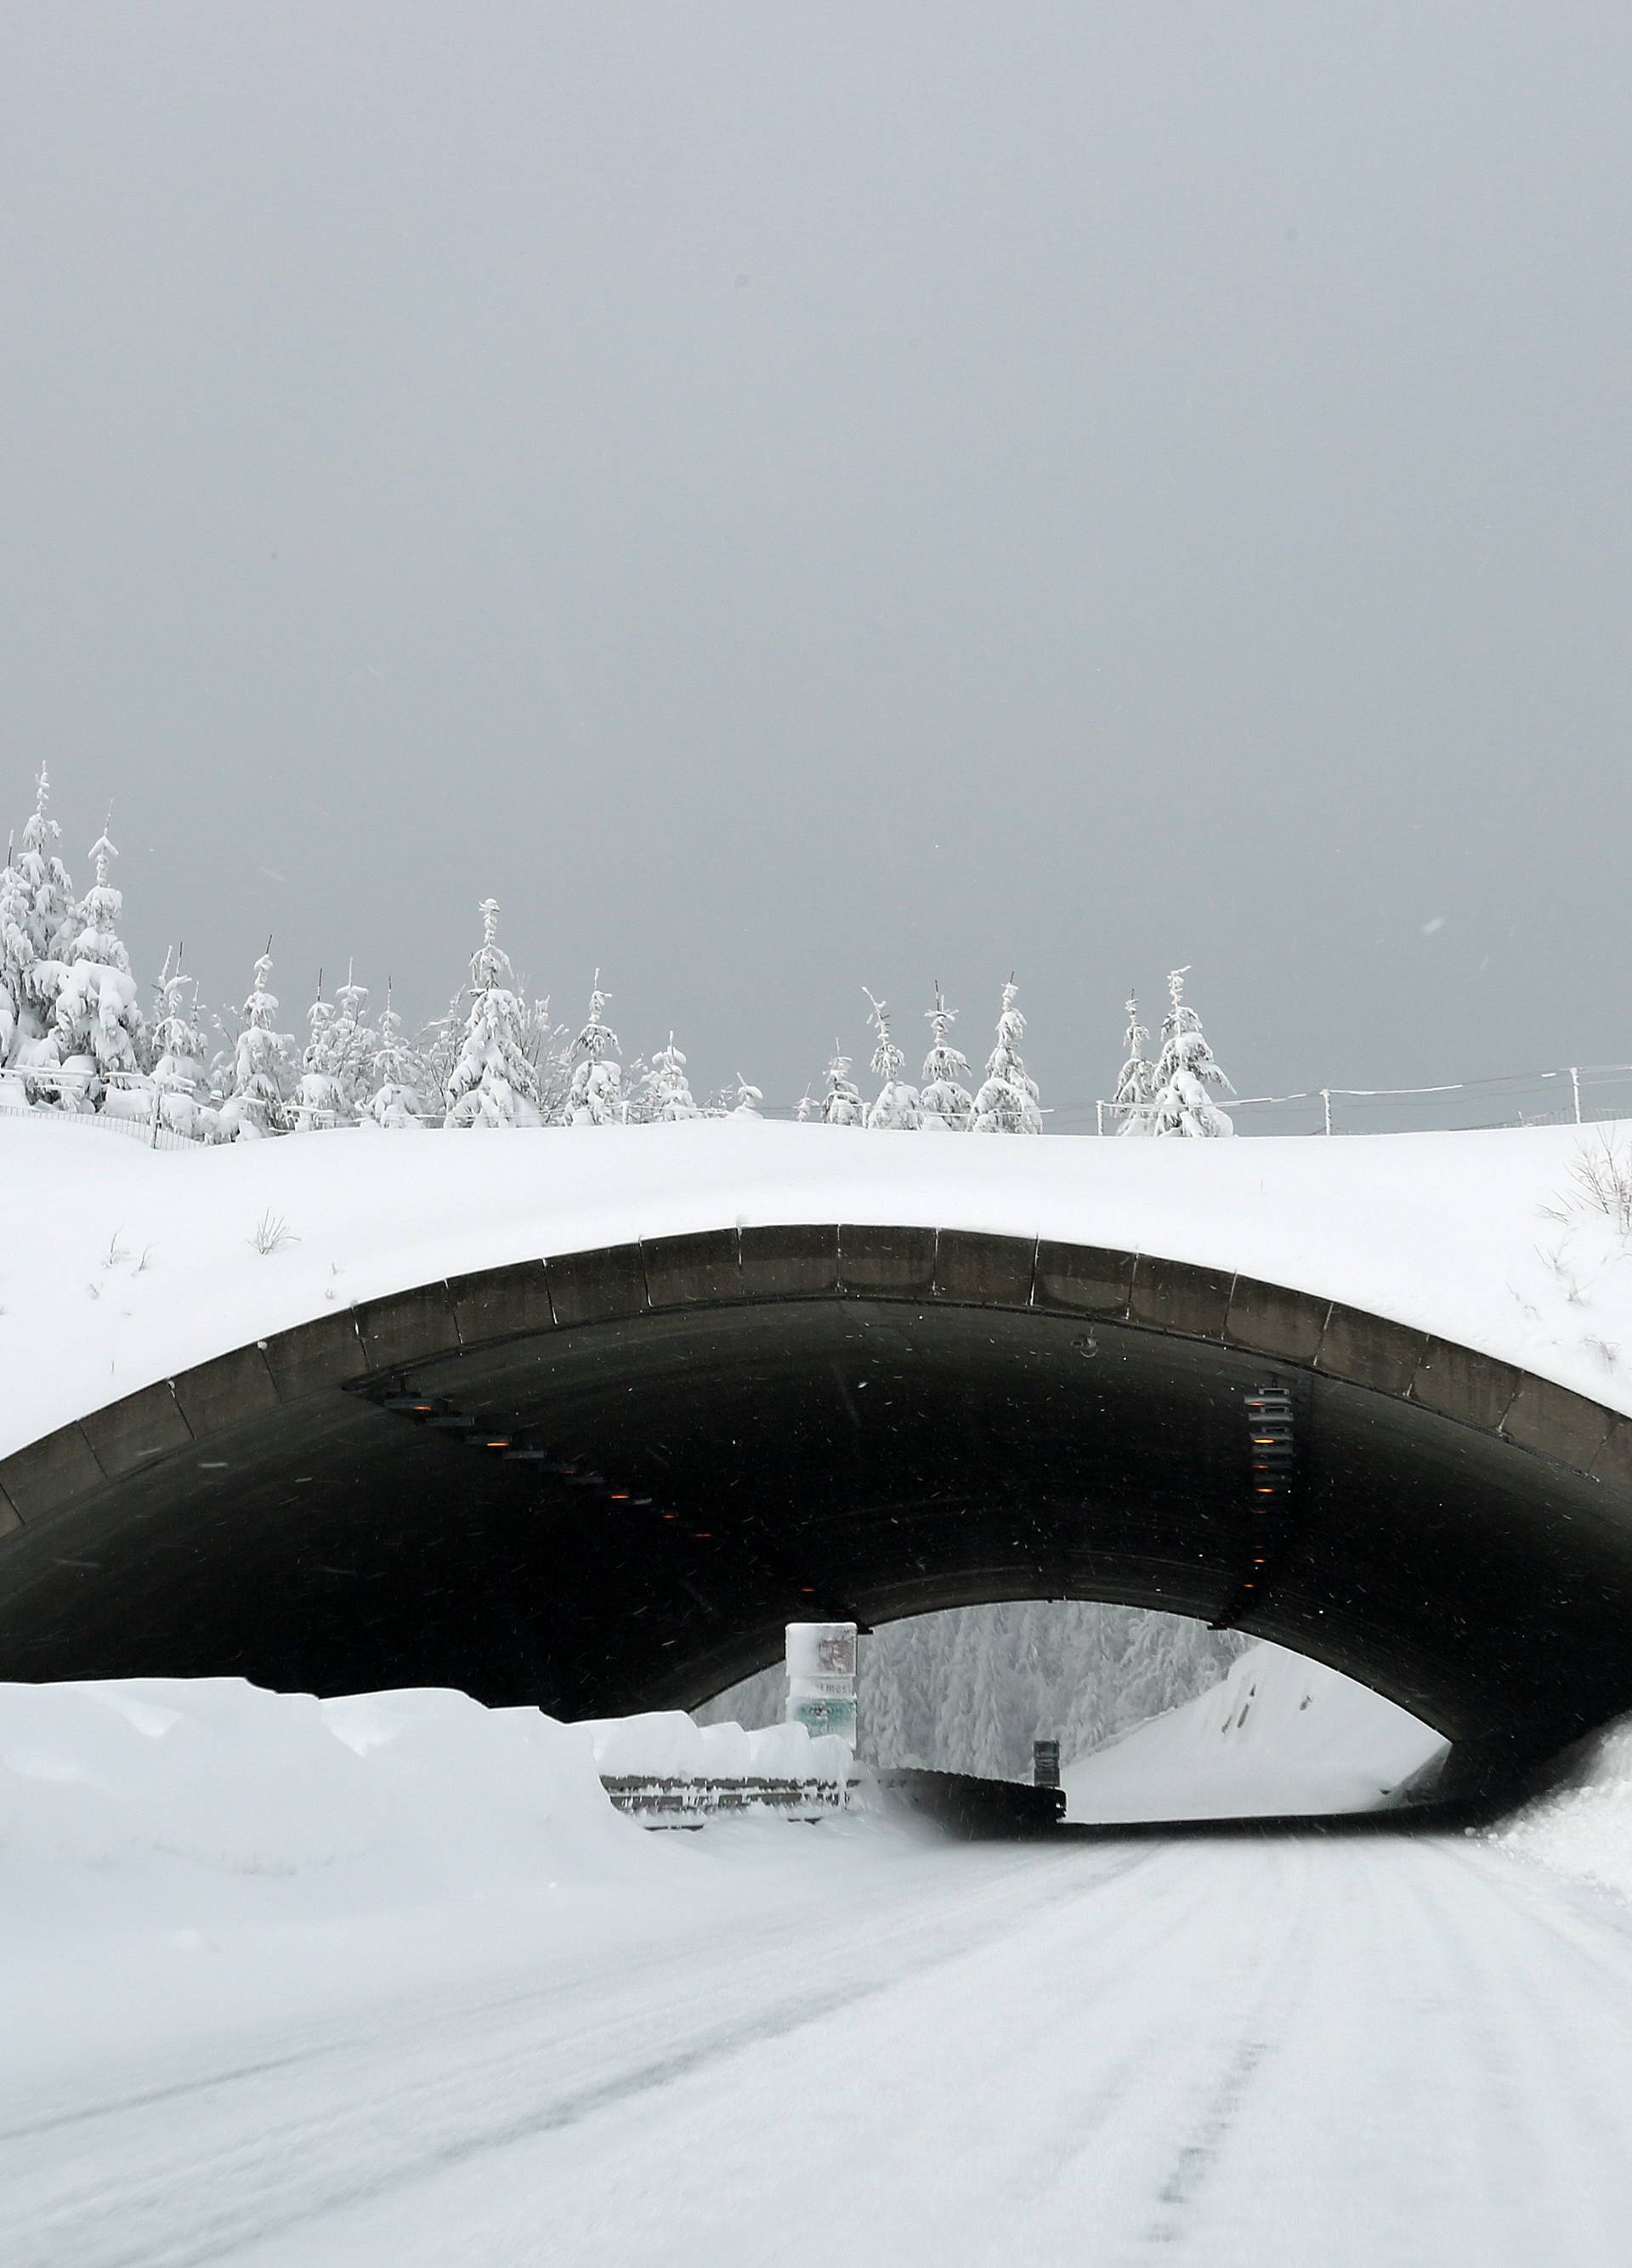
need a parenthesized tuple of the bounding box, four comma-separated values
(51, 825, 145, 1109)
(150, 950, 215, 1137)
(567, 973, 625, 1126)
(972, 979, 1042, 1134)
(0, 839, 25, 1067)
(864, 989, 920, 1129)
(641, 1034, 699, 1121)
(522, 995, 572, 1125)
(920, 988, 974, 1132)
(730, 1074, 763, 1118)
(218, 949, 295, 1139)
(326, 964, 376, 1119)
(292, 978, 347, 1131)
(1111, 993, 1157, 1137)
(366, 982, 428, 1128)
(8, 769, 76, 1067)
(819, 1046, 864, 1127)
(1149, 966, 1234, 1138)
(444, 900, 543, 1128)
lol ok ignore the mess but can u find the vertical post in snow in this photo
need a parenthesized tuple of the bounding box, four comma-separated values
(1321, 1088, 1334, 1137)
(1096, 1100, 1105, 1137)
(148, 1076, 164, 1149)
(1571, 1067, 1583, 1125)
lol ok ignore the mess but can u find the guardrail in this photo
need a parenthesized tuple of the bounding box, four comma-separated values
(600, 1772, 860, 1827)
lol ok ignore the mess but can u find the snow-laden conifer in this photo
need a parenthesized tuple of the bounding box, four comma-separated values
(730, 1074, 763, 1117)
(819, 1046, 864, 1127)
(567, 973, 625, 1126)
(8, 769, 76, 1064)
(1148, 966, 1234, 1137)
(51, 825, 145, 1109)
(642, 1034, 699, 1121)
(972, 979, 1042, 1133)
(150, 949, 214, 1136)
(1112, 993, 1157, 1137)
(219, 949, 295, 1139)
(444, 900, 542, 1128)
(864, 989, 921, 1129)
(327, 964, 376, 1119)
(292, 978, 347, 1131)
(0, 839, 25, 1068)
(920, 988, 973, 1132)
(366, 982, 428, 1128)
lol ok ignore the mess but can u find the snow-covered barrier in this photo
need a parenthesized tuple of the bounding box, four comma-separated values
(0, 1677, 650, 1942)
(572, 1711, 858, 1823)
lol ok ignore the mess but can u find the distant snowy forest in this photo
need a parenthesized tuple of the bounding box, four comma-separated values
(698, 1603, 1250, 1781)
(1, 770, 1234, 1138)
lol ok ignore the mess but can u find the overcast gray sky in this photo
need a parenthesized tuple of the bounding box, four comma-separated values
(3, 3, 1629, 1114)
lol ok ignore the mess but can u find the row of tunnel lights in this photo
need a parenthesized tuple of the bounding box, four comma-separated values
(377, 1392, 823, 1589)
(1236, 1386, 1297, 1602)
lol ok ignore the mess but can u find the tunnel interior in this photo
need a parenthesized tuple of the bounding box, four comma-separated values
(4, 1233, 1632, 1769)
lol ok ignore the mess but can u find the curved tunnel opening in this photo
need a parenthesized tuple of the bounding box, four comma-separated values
(4, 1226, 1632, 1799)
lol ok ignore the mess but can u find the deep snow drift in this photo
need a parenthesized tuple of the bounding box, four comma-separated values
(1062, 1642, 1447, 1821)
(0, 1675, 859, 2084)
(3, 1112, 1632, 1463)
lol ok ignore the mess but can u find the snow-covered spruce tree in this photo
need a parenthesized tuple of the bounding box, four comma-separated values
(819, 1046, 864, 1127)
(864, 989, 920, 1129)
(972, 979, 1042, 1134)
(523, 996, 573, 1125)
(149, 950, 215, 1135)
(51, 825, 146, 1111)
(366, 982, 428, 1128)
(567, 974, 625, 1126)
(444, 900, 543, 1128)
(0, 839, 25, 1069)
(327, 964, 376, 1120)
(1112, 992, 1157, 1137)
(642, 1034, 699, 1121)
(8, 769, 77, 1072)
(292, 978, 347, 1131)
(218, 949, 295, 1139)
(920, 987, 974, 1132)
(731, 1074, 763, 1117)
(1149, 966, 1234, 1138)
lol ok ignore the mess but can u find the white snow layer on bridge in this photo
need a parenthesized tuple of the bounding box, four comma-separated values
(2, 1113, 1630, 1460)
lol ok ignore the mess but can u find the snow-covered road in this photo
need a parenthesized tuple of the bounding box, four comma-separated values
(9, 1826, 1632, 2268)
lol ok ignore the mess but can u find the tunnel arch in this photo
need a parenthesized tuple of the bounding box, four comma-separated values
(3, 1222, 1632, 1762)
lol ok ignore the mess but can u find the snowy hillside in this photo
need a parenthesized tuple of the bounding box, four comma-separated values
(1062, 1644, 1448, 1821)
(4, 1111, 1632, 1461)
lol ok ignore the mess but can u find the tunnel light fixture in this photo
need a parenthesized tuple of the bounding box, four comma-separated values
(384, 1396, 440, 1415)
(428, 1415, 477, 1432)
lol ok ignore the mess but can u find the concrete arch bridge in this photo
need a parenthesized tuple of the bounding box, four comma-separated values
(3, 1117, 1631, 1784)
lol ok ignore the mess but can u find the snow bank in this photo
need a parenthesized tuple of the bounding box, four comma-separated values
(3, 1112, 1632, 1462)
(0, 1676, 649, 1946)
(575, 1710, 853, 1783)
(1495, 1718, 1632, 1902)
(1063, 1643, 1446, 1821)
